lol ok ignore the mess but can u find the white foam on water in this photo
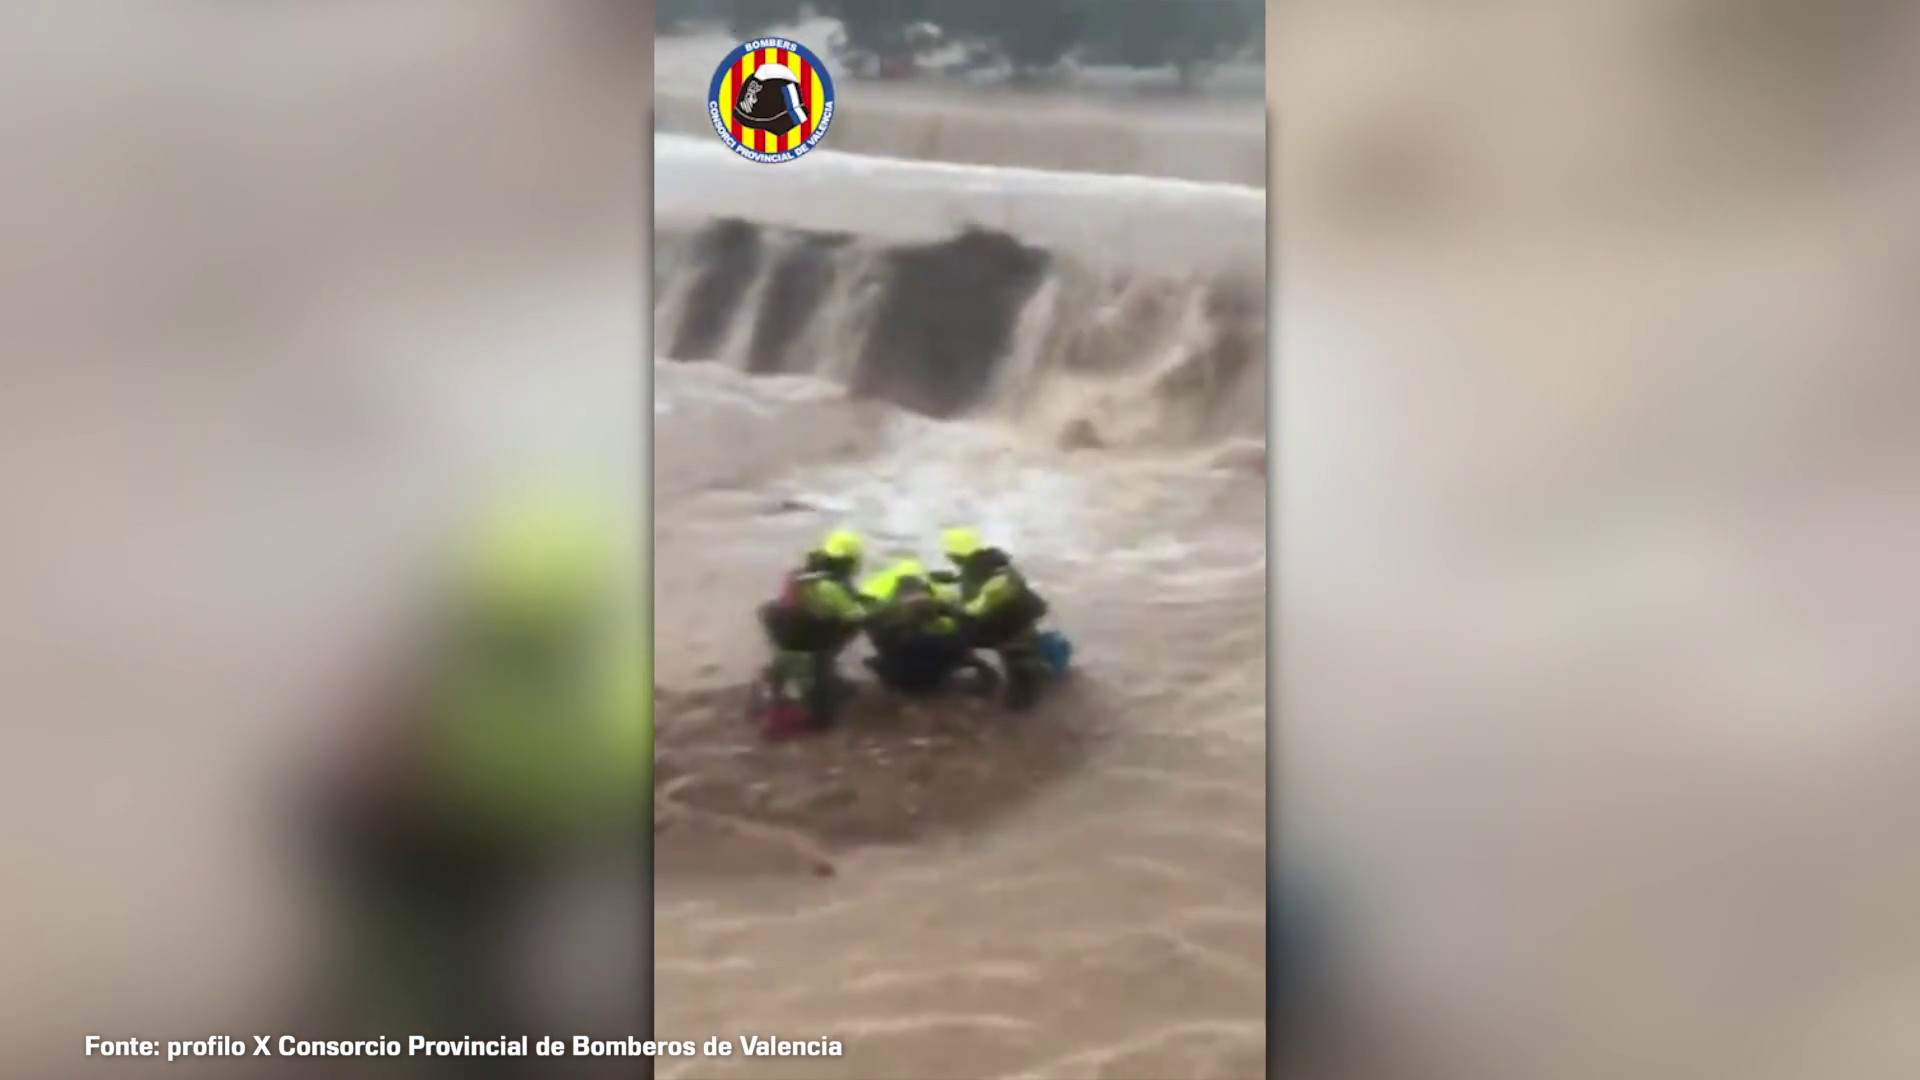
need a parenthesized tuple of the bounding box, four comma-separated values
(763, 407, 1252, 577)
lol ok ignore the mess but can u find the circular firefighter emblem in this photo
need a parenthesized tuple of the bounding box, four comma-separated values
(707, 37, 835, 164)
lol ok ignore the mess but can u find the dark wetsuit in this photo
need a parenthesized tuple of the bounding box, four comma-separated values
(946, 548, 1050, 710)
(862, 573, 976, 696)
(758, 555, 867, 722)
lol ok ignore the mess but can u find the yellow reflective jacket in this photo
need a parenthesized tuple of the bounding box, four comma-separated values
(862, 560, 961, 638)
(425, 617, 648, 846)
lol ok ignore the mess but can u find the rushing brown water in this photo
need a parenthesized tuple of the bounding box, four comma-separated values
(651, 137, 1268, 1078)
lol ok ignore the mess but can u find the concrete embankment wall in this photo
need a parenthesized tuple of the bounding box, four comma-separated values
(654, 89, 1266, 187)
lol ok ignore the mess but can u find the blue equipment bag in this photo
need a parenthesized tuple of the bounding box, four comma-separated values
(1036, 630, 1073, 676)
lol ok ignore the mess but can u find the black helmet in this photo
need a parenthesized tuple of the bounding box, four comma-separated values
(734, 62, 807, 137)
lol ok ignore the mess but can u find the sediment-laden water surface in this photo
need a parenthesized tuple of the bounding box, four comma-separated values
(652, 137, 1268, 1079)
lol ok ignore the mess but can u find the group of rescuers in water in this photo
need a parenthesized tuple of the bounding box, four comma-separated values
(302, 493, 1064, 1041)
(758, 526, 1060, 735)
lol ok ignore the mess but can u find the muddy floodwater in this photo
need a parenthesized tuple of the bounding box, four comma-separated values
(651, 135, 1268, 1079)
